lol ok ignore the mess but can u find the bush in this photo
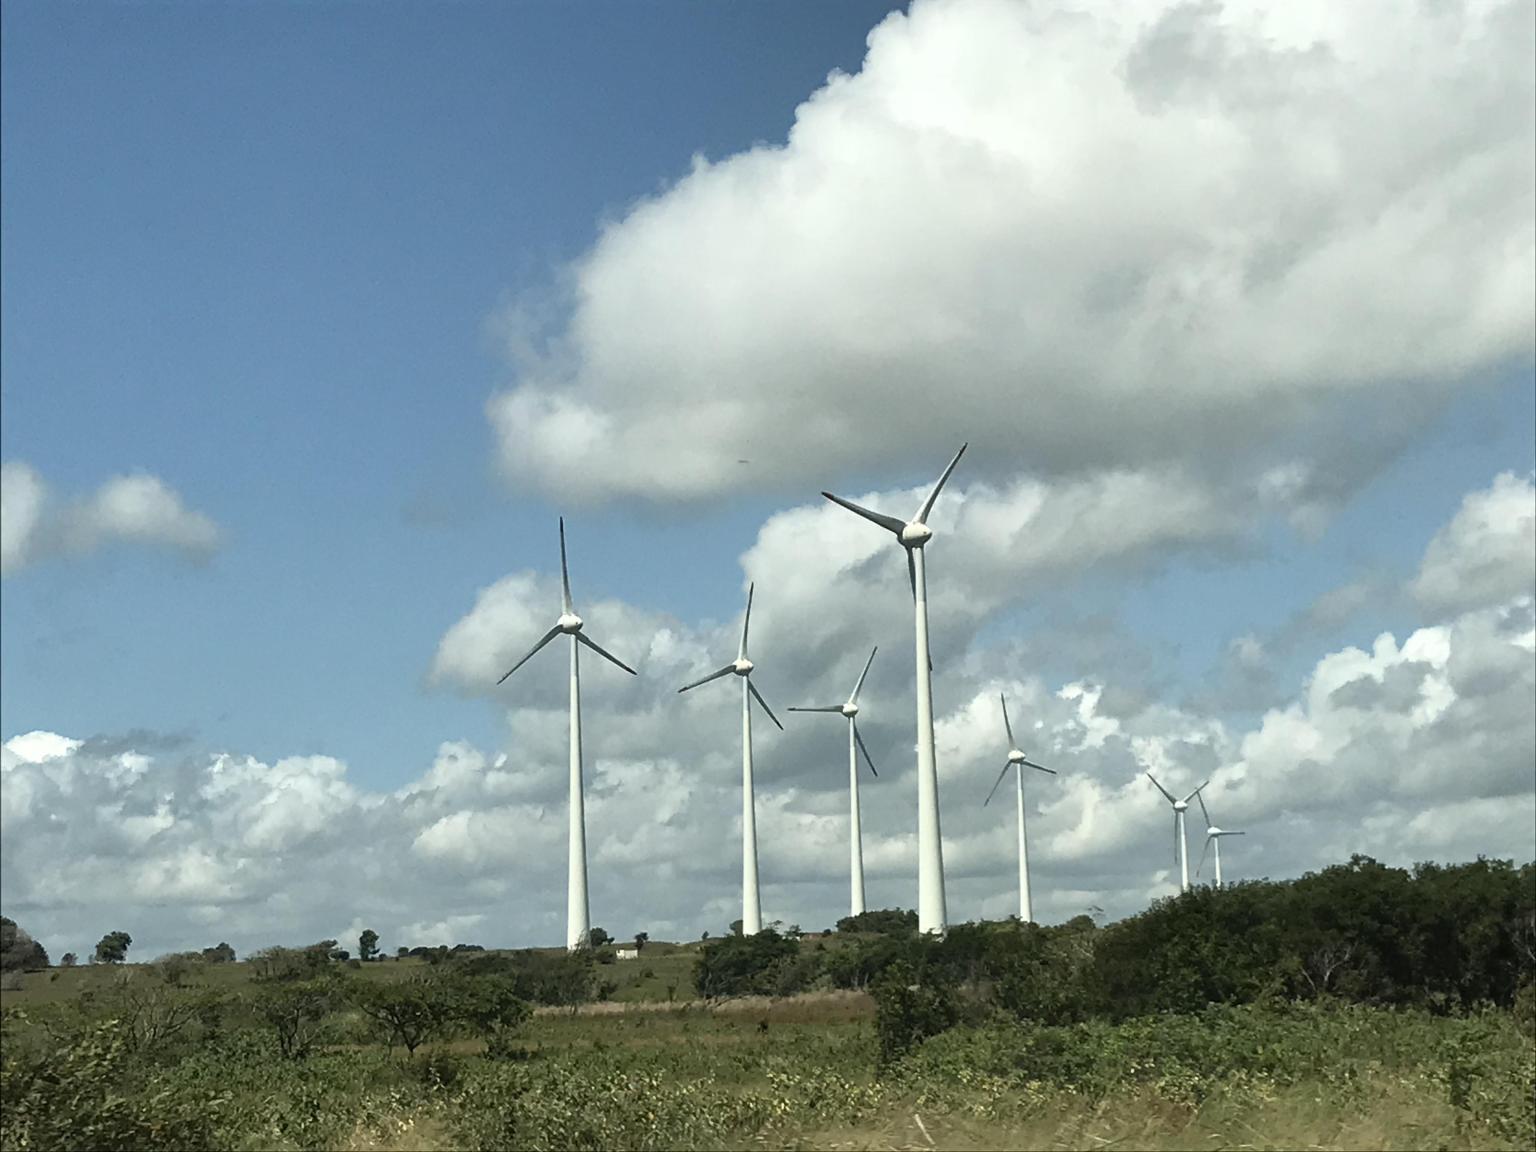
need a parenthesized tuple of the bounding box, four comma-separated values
(872, 960, 959, 1065)
(693, 930, 799, 999)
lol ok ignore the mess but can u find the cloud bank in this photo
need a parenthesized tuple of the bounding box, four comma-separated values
(4, 475, 1530, 960)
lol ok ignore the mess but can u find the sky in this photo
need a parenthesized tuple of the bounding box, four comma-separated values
(1, 0, 1532, 962)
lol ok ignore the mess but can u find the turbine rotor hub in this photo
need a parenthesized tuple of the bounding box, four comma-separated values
(733, 658, 754, 676)
(900, 521, 933, 547)
(841, 703, 859, 717)
(1173, 800, 1188, 812)
(558, 613, 583, 634)
(1008, 750, 1026, 764)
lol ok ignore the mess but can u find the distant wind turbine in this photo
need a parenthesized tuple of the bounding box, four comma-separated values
(822, 443, 967, 936)
(678, 583, 783, 936)
(497, 518, 636, 952)
(1146, 772, 1208, 894)
(1194, 791, 1245, 889)
(789, 646, 880, 918)
(983, 693, 1056, 923)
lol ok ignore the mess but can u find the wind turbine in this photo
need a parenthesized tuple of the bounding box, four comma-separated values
(497, 518, 637, 952)
(1194, 791, 1245, 889)
(789, 646, 880, 918)
(823, 442, 964, 940)
(983, 693, 1056, 923)
(678, 583, 783, 936)
(1146, 772, 1208, 894)
(823, 443, 966, 936)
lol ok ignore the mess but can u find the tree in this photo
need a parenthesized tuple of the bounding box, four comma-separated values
(634, 932, 649, 951)
(455, 973, 532, 1058)
(588, 927, 613, 947)
(351, 976, 456, 1055)
(836, 909, 919, 935)
(93, 931, 132, 965)
(0, 918, 49, 971)
(60, 953, 77, 968)
(253, 976, 338, 1059)
(201, 942, 236, 964)
(359, 928, 380, 962)
(693, 929, 799, 1000)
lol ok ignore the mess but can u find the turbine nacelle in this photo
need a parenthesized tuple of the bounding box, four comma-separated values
(733, 657, 755, 676)
(899, 521, 933, 548)
(841, 701, 860, 718)
(1007, 748, 1027, 764)
(557, 612, 584, 634)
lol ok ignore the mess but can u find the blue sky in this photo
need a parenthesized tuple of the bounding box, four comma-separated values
(1, 0, 905, 781)
(2, 0, 1532, 957)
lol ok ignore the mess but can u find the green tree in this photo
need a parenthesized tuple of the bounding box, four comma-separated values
(253, 975, 338, 1059)
(693, 929, 798, 999)
(454, 973, 532, 1058)
(200, 941, 236, 964)
(93, 931, 131, 965)
(0, 918, 48, 971)
(836, 908, 919, 935)
(358, 928, 380, 962)
(588, 926, 613, 947)
(352, 975, 456, 1055)
(59, 953, 77, 968)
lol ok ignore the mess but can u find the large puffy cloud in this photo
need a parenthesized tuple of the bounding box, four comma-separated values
(0, 461, 221, 576)
(490, 0, 1533, 505)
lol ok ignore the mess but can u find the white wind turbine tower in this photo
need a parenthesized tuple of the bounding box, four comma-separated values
(788, 646, 881, 918)
(983, 693, 1056, 924)
(497, 518, 637, 952)
(822, 443, 967, 936)
(1194, 791, 1245, 889)
(1146, 772, 1209, 894)
(678, 583, 783, 936)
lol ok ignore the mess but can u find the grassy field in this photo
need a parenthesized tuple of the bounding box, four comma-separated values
(3, 934, 1532, 1151)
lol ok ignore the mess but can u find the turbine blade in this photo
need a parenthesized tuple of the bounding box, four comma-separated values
(678, 663, 736, 694)
(559, 517, 573, 616)
(1023, 760, 1056, 775)
(1181, 779, 1210, 805)
(915, 442, 968, 524)
(983, 762, 1011, 807)
(1196, 788, 1211, 828)
(787, 705, 843, 713)
(849, 646, 878, 705)
(575, 632, 637, 675)
(748, 679, 783, 730)
(1000, 692, 1016, 747)
(821, 491, 906, 536)
(496, 624, 563, 684)
(1223, 830, 1246, 837)
(854, 721, 878, 777)
(1196, 834, 1213, 878)
(739, 583, 754, 660)
(1146, 772, 1176, 804)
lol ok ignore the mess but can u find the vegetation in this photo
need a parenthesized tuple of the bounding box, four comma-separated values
(0, 918, 48, 972)
(0, 855, 1530, 1150)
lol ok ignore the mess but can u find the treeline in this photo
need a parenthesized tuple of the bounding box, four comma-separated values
(695, 856, 1535, 1047)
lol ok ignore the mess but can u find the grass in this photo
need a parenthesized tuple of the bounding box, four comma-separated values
(5, 944, 1532, 1151)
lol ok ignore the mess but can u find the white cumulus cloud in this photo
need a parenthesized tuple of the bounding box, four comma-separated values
(489, 0, 1533, 507)
(0, 461, 221, 576)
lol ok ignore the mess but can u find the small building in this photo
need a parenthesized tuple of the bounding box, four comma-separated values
(615, 947, 639, 960)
